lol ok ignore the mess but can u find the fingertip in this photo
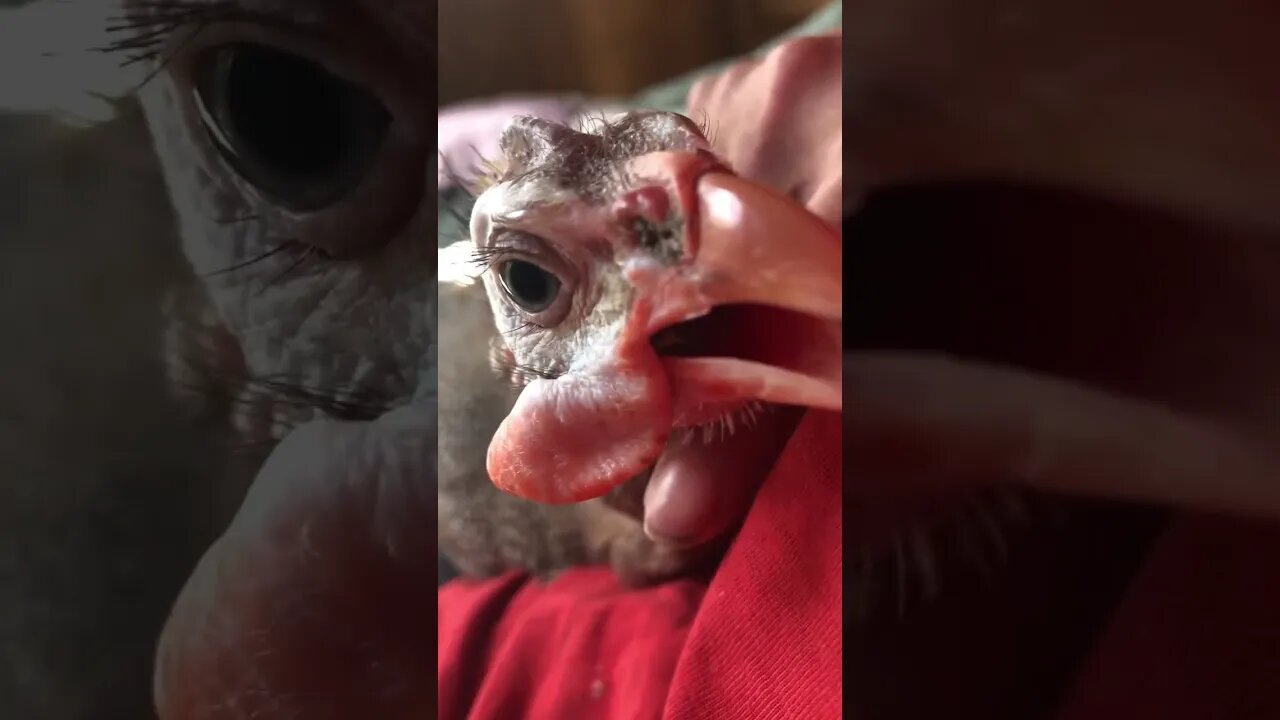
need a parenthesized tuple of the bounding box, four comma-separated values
(642, 460, 717, 547)
(643, 412, 795, 547)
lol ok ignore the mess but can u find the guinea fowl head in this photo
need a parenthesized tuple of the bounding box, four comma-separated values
(470, 111, 842, 504)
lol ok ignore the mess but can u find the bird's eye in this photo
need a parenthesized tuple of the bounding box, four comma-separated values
(193, 43, 392, 212)
(498, 259, 562, 314)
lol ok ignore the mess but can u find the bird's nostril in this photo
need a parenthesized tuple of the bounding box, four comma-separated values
(616, 185, 684, 261)
(629, 215, 680, 255)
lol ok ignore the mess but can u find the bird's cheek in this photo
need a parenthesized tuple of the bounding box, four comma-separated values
(485, 347, 673, 504)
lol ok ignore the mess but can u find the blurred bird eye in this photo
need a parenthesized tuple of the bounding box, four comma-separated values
(498, 259, 562, 313)
(193, 43, 392, 212)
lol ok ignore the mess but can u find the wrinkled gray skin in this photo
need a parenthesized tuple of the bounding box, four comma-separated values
(132, 52, 433, 458)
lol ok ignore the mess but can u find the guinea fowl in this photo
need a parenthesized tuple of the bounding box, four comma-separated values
(468, 111, 843, 506)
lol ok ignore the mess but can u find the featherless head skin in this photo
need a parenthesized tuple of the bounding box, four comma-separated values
(469, 111, 842, 505)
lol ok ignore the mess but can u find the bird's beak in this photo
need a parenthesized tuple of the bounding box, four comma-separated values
(621, 151, 843, 427)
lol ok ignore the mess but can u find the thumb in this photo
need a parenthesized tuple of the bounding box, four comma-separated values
(643, 407, 800, 548)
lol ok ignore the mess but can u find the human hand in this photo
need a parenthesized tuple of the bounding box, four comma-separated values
(632, 34, 844, 551)
(688, 33, 843, 223)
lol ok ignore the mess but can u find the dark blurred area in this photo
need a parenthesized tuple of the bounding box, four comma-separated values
(439, 0, 829, 103)
(0, 1, 233, 715)
(0, 111, 235, 719)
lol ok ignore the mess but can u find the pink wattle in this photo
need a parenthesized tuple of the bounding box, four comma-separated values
(486, 342, 673, 504)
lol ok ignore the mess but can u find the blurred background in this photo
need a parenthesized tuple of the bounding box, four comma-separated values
(440, 0, 830, 104)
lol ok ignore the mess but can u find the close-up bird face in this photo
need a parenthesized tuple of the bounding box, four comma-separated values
(470, 111, 843, 504)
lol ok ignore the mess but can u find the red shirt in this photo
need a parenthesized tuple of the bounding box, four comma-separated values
(438, 409, 842, 719)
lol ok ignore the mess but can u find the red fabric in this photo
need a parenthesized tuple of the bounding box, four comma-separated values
(438, 569, 701, 719)
(437, 409, 842, 720)
(438, 411, 1280, 720)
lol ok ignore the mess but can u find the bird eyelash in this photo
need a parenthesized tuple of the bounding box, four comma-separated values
(98, 1, 235, 65)
(487, 341, 562, 388)
(500, 319, 540, 342)
(200, 238, 292, 278)
(169, 332, 394, 441)
(95, 0, 303, 85)
(467, 245, 509, 274)
(198, 236, 326, 294)
(466, 240, 552, 285)
(258, 243, 323, 291)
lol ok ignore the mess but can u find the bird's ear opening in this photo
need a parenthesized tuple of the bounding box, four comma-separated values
(0, 0, 144, 129)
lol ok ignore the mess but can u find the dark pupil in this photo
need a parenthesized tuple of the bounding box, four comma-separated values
(501, 260, 560, 312)
(197, 44, 391, 210)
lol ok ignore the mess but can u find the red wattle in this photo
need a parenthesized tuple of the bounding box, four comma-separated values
(486, 340, 673, 504)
